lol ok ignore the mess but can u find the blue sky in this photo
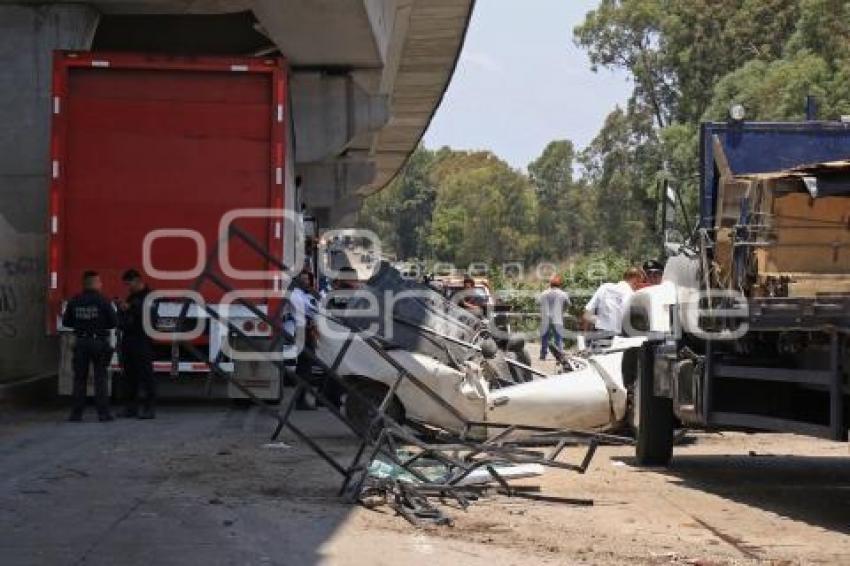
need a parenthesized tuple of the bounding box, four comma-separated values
(423, 0, 632, 170)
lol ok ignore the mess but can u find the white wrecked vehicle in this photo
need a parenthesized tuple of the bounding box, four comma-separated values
(312, 263, 639, 435)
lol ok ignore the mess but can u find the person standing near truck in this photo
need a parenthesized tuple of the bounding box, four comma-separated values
(117, 269, 157, 419)
(282, 270, 320, 410)
(581, 268, 642, 343)
(638, 259, 664, 289)
(538, 275, 571, 360)
(63, 271, 117, 422)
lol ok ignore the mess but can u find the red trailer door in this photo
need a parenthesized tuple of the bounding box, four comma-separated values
(49, 52, 287, 331)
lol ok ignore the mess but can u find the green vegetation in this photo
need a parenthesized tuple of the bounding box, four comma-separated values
(574, 0, 850, 235)
(360, 141, 654, 277)
(360, 0, 850, 286)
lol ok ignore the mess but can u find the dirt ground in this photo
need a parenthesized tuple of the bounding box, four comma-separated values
(302, 426, 850, 565)
(1, 393, 848, 566)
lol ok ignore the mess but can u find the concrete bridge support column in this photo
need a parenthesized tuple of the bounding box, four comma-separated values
(0, 4, 99, 382)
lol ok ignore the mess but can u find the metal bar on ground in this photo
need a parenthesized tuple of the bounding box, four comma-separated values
(272, 381, 304, 441)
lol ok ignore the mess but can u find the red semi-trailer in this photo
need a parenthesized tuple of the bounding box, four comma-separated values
(49, 51, 299, 400)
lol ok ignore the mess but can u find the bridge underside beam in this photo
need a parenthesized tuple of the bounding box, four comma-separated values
(0, 0, 472, 385)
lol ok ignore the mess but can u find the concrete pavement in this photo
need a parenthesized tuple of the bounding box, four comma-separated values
(0, 403, 353, 566)
(2, 399, 849, 565)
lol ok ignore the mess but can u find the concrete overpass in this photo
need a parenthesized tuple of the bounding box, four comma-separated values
(0, 0, 474, 383)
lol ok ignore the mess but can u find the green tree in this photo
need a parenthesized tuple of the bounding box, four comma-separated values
(528, 140, 589, 258)
(785, 0, 850, 63)
(704, 53, 835, 121)
(706, 0, 850, 122)
(359, 146, 435, 259)
(428, 151, 539, 266)
(574, 0, 804, 253)
(580, 104, 661, 257)
(664, 0, 800, 123)
(574, 0, 672, 127)
(575, 0, 801, 126)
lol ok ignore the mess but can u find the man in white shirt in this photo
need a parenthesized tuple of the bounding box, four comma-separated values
(284, 278, 317, 336)
(282, 271, 319, 410)
(582, 268, 642, 339)
(537, 275, 571, 360)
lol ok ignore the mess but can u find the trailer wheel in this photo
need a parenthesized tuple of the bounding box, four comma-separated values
(631, 343, 674, 466)
(344, 379, 404, 440)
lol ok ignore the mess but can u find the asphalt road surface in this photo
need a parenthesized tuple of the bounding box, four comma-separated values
(1, 397, 848, 565)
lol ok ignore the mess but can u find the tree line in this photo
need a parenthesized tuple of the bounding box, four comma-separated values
(360, 0, 850, 272)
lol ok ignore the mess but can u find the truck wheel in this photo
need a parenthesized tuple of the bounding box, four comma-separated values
(632, 344, 674, 466)
(344, 379, 403, 440)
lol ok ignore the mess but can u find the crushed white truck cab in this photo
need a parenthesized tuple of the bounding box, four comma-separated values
(315, 312, 640, 435)
(310, 263, 641, 436)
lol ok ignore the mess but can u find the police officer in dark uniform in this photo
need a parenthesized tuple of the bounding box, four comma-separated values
(63, 270, 117, 422)
(117, 269, 157, 419)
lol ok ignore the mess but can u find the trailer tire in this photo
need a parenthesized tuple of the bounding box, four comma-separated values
(344, 379, 404, 440)
(632, 343, 674, 466)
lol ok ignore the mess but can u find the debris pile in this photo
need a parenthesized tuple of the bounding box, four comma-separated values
(175, 225, 632, 526)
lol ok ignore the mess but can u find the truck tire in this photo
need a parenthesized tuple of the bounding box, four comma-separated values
(344, 379, 403, 440)
(632, 343, 674, 466)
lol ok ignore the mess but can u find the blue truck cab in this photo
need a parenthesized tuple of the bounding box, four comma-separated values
(628, 120, 850, 466)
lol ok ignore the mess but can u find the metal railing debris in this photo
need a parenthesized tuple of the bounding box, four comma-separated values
(172, 222, 632, 526)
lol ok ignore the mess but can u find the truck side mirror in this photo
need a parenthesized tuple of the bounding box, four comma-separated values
(660, 178, 689, 258)
(664, 228, 684, 256)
